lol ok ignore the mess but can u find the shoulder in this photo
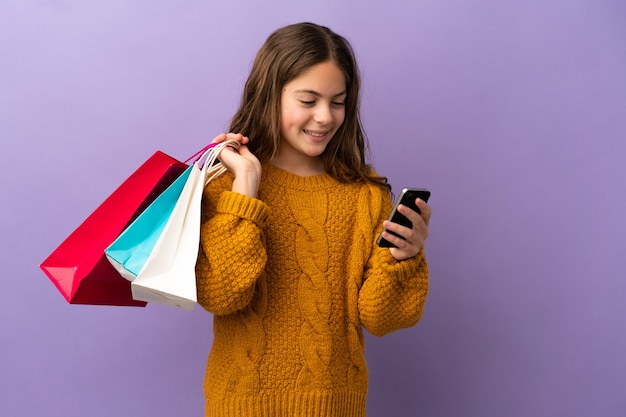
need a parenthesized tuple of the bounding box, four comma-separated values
(333, 180, 392, 227)
(363, 182, 393, 221)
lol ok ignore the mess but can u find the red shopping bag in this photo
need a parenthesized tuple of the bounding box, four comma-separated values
(40, 151, 187, 306)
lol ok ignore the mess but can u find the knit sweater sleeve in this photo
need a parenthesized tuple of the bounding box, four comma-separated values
(195, 173, 270, 315)
(358, 188, 429, 337)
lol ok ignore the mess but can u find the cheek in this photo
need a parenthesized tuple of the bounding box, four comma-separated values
(334, 109, 346, 129)
(279, 105, 291, 134)
(281, 106, 307, 129)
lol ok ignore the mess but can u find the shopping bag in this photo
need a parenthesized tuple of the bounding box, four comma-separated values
(104, 141, 230, 282)
(105, 165, 193, 281)
(130, 141, 238, 310)
(39, 151, 187, 306)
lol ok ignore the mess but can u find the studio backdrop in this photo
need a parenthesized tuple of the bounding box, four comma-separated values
(1, 1, 625, 416)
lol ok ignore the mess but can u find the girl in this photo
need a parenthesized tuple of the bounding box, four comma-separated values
(195, 22, 431, 417)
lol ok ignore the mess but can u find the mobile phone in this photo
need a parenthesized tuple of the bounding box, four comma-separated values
(376, 187, 431, 248)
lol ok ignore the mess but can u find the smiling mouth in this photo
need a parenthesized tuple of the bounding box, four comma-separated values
(304, 130, 328, 138)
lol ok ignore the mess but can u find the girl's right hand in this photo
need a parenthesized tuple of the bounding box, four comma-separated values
(211, 133, 262, 198)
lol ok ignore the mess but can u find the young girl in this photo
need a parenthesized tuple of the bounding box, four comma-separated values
(195, 22, 431, 417)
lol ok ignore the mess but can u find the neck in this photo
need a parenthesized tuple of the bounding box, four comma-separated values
(271, 157, 325, 177)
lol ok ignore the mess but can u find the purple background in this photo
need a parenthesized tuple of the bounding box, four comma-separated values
(2, 1, 625, 416)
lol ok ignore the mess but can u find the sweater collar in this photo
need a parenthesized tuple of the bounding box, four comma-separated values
(263, 163, 338, 191)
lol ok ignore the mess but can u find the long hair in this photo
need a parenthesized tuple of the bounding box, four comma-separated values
(229, 22, 390, 192)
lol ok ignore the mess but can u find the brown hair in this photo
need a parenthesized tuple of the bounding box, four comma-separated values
(229, 22, 390, 191)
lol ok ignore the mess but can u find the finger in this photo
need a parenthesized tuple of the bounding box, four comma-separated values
(415, 199, 432, 225)
(217, 144, 242, 163)
(225, 132, 249, 144)
(386, 225, 424, 257)
(382, 220, 412, 240)
(397, 203, 423, 227)
(384, 214, 427, 245)
(387, 235, 420, 261)
(381, 229, 410, 249)
(237, 144, 253, 157)
(211, 133, 228, 144)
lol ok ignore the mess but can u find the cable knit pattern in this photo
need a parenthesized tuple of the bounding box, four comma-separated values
(287, 189, 333, 390)
(195, 164, 429, 417)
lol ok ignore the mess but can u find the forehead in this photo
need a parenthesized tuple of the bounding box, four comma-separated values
(283, 61, 346, 96)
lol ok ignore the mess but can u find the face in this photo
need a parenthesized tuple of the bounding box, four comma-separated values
(276, 61, 346, 174)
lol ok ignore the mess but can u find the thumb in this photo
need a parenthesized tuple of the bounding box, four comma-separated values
(237, 144, 253, 156)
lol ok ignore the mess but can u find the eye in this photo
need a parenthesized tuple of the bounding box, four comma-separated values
(299, 100, 315, 106)
(332, 101, 345, 107)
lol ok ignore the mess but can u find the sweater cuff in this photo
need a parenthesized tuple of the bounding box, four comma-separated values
(217, 191, 270, 228)
(377, 249, 427, 287)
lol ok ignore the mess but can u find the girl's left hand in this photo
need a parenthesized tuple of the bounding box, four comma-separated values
(382, 198, 432, 261)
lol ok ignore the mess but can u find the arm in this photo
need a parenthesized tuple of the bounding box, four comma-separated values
(195, 175, 269, 315)
(195, 133, 268, 315)
(358, 247, 429, 337)
(358, 191, 430, 336)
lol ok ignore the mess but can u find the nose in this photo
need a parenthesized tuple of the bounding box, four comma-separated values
(313, 103, 333, 125)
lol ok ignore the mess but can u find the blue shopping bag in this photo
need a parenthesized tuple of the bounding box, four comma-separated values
(105, 165, 193, 281)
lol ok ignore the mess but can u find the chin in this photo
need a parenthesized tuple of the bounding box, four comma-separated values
(305, 145, 329, 158)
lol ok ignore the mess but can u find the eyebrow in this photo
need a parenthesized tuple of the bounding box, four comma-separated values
(293, 89, 347, 98)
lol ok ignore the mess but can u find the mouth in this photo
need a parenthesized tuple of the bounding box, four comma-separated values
(304, 129, 330, 139)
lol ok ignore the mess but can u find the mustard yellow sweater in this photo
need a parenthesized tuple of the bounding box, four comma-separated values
(195, 164, 429, 417)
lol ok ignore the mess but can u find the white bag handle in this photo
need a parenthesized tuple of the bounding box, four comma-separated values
(195, 140, 240, 185)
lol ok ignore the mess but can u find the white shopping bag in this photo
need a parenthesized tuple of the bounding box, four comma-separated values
(131, 141, 238, 310)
